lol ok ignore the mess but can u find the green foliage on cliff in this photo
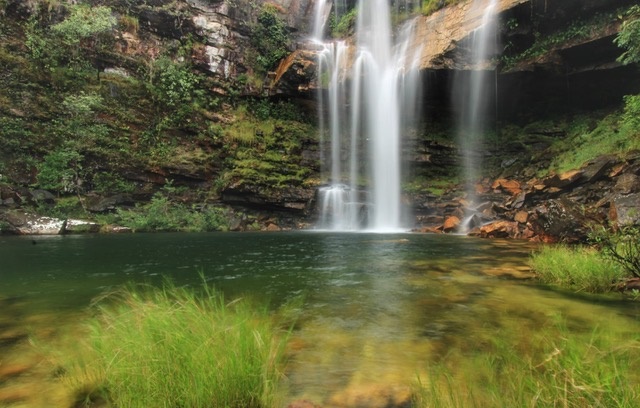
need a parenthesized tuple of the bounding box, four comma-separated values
(540, 108, 640, 176)
(0, 0, 316, 222)
(111, 182, 230, 232)
(502, 10, 618, 69)
(615, 5, 640, 65)
(250, 3, 291, 74)
(330, 7, 358, 38)
(223, 102, 315, 189)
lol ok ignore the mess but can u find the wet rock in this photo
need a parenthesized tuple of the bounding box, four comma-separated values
(507, 190, 527, 209)
(491, 178, 522, 196)
(609, 193, 640, 227)
(529, 198, 596, 243)
(613, 173, 640, 195)
(29, 189, 56, 204)
(1, 212, 66, 235)
(86, 194, 135, 212)
(265, 223, 282, 232)
(272, 49, 318, 95)
(579, 155, 616, 184)
(64, 219, 100, 234)
(443, 215, 461, 232)
(474, 220, 519, 239)
(540, 170, 583, 190)
(514, 210, 529, 224)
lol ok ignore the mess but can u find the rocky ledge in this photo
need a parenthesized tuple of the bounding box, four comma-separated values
(415, 154, 640, 243)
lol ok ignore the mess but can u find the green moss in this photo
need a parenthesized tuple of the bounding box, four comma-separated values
(545, 110, 639, 175)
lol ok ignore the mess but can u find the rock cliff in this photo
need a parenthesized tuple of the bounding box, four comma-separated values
(1, 0, 638, 236)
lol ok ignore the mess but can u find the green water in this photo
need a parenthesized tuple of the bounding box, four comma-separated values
(1, 232, 638, 406)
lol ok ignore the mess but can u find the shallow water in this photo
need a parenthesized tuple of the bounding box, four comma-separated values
(1, 232, 638, 406)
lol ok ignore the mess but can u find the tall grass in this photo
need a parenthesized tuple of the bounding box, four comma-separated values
(529, 245, 626, 292)
(415, 322, 640, 407)
(60, 282, 290, 408)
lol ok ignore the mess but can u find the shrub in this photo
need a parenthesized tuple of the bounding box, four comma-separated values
(529, 245, 626, 292)
(116, 193, 230, 232)
(331, 7, 358, 38)
(51, 5, 116, 46)
(37, 148, 84, 193)
(615, 5, 640, 65)
(591, 226, 640, 278)
(250, 4, 290, 74)
(59, 282, 290, 408)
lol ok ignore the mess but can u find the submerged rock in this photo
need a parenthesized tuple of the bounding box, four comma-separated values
(328, 384, 413, 408)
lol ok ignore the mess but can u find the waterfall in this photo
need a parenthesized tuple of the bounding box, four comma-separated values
(455, 0, 499, 231)
(314, 0, 422, 232)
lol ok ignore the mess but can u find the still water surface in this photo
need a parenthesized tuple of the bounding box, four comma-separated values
(1, 232, 638, 405)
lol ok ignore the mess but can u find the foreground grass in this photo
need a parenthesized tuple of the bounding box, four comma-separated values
(59, 282, 291, 408)
(415, 321, 640, 407)
(529, 245, 626, 292)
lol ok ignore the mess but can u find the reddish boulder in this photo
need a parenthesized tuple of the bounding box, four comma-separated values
(477, 220, 519, 238)
(443, 215, 461, 232)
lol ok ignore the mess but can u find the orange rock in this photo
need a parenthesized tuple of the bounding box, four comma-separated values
(443, 216, 461, 232)
(479, 221, 519, 238)
(514, 211, 529, 224)
(491, 178, 522, 195)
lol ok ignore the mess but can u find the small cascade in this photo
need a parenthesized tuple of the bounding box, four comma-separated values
(455, 0, 499, 233)
(313, 0, 422, 232)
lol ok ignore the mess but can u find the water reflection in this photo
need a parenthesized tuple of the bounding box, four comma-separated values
(0, 232, 638, 406)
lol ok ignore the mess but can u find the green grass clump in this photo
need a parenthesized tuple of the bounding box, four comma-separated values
(415, 322, 640, 407)
(529, 245, 626, 292)
(62, 282, 290, 408)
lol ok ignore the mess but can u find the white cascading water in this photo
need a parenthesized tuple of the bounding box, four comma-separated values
(456, 0, 499, 232)
(314, 0, 422, 232)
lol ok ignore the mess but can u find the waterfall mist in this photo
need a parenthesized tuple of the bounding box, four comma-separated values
(453, 0, 499, 231)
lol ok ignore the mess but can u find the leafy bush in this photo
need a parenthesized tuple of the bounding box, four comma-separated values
(591, 226, 640, 278)
(92, 172, 135, 195)
(116, 193, 230, 232)
(51, 5, 116, 46)
(59, 282, 291, 408)
(330, 7, 358, 38)
(529, 245, 626, 292)
(615, 5, 640, 65)
(250, 4, 290, 74)
(37, 148, 84, 193)
(621, 94, 640, 133)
